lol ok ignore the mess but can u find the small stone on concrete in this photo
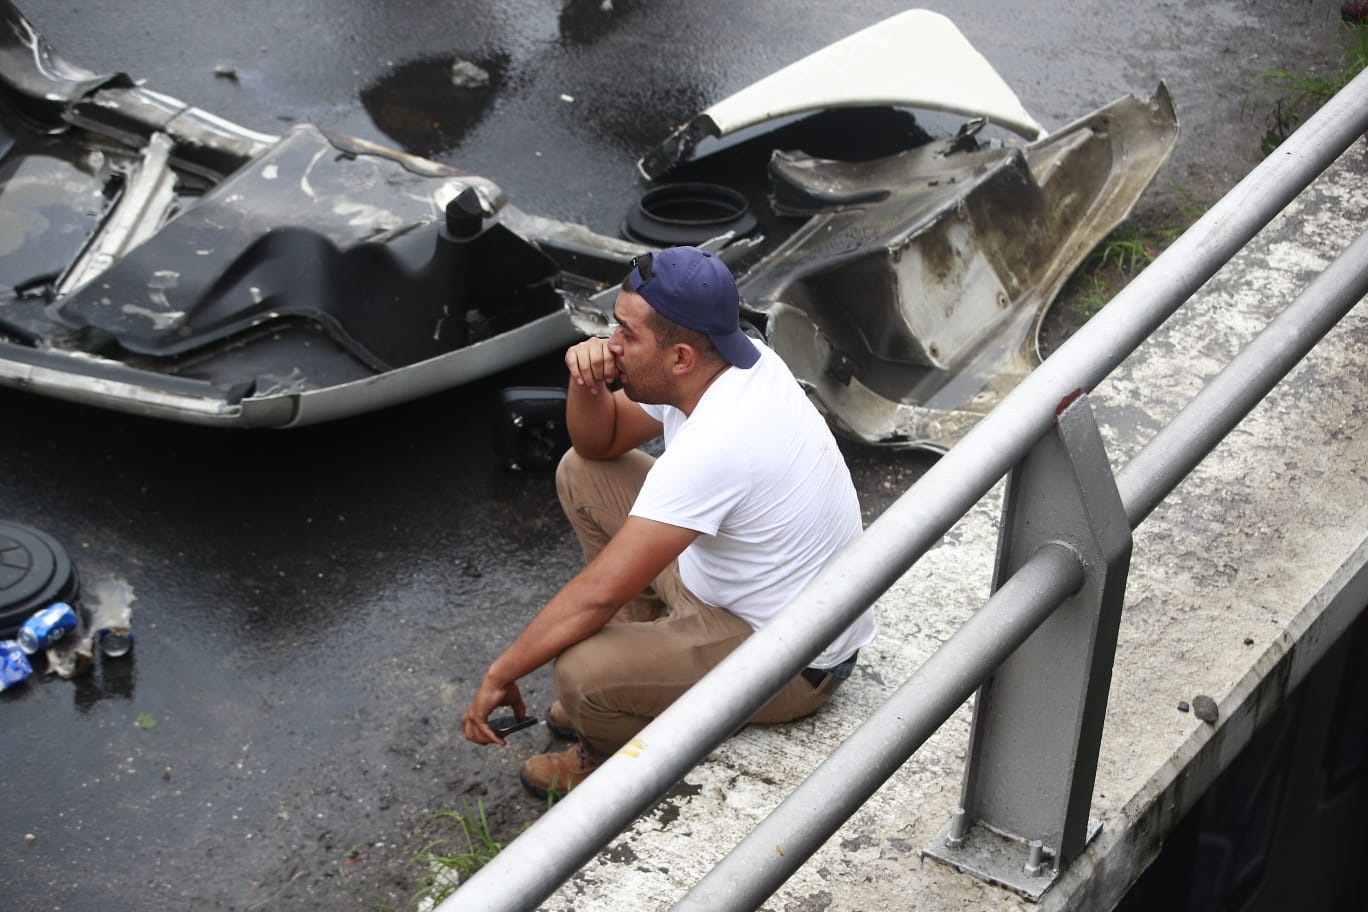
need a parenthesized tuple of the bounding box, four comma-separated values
(1192, 695, 1219, 723)
(1177, 700, 1190, 713)
(450, 59, 490, 88)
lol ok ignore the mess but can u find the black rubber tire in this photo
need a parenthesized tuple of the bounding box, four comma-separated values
(0, 520, 79, 639)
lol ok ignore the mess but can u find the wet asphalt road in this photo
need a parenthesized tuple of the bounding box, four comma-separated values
(2, 2, 1351, 909)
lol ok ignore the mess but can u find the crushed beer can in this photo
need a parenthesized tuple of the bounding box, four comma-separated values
(1, 639, 33, 690)
(17, 602, 78, 655)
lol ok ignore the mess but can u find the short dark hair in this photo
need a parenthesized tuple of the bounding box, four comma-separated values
(643, 306, 722, 363)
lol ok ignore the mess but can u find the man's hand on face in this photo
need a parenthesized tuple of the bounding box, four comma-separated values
(461, 676, 527, 746)
(565, 337, 620, 393)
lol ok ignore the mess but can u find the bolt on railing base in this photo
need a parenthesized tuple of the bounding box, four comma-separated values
(922, 816, 1102, 901)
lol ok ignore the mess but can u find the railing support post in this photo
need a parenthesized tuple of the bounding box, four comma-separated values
(923, 392, 1132, 900)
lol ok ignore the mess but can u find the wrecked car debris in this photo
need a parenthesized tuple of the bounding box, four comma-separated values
(495, 386, 572, 472)
(579, 10, 1180, 450)
(0, 4, 1177, 449)
(0, 0, 577, 428)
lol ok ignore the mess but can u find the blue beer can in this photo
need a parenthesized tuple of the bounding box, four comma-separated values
(17, 602, 78, 655)
(1, 640, 33, 689)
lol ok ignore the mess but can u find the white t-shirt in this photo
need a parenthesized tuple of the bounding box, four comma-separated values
(632, 341, 876, 668)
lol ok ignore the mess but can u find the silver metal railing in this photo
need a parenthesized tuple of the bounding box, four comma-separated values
(445, 67, 1368, 911)
(681, 212, 1368, 912)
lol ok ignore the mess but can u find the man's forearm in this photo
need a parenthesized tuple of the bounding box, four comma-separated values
(485, 575, 618, 687)
(482, 515, 693, 687)
(565, 378, 617, 457)
(463, 517, 697, 745)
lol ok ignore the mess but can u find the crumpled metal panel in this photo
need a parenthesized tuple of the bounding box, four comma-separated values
(0, 0, 131, 112)
(52, 126, 473, 360)
(732, 85, 1179, 451)
(0, 0, 1180, 440)
(0, 1, 577, 427)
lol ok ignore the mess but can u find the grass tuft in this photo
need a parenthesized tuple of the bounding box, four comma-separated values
(1039, 180, 1208, 358)
(1257, 20, 1368, 154)
(1090, 223, 1155, 275)
(407, 801, 513, 909)
(1064, 182, 1202, 320)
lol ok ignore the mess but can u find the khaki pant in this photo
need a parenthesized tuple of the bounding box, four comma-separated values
(554, 448, 831, 763)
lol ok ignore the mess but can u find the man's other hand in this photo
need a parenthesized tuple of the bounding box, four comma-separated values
(461, 677, 527, 746)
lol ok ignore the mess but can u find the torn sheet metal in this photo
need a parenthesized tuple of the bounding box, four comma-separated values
(0, 2, 1177, 447)
(735, 86, 1179, 450)
(576, 26, 1178, 450)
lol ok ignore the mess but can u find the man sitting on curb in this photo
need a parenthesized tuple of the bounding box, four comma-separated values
(460, 246, 876, 798)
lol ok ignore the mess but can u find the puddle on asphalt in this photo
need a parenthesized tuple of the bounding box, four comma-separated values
(359, 54, 510, 158)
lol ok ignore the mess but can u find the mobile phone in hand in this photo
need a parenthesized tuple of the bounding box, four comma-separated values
(488, 713, 539, 736)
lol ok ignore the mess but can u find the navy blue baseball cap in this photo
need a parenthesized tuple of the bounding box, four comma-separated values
(625, 246, 759, 369)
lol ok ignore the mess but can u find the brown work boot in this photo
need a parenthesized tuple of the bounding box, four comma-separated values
(545, 700, 580, 741)
(519, 744, 598, 800)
